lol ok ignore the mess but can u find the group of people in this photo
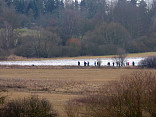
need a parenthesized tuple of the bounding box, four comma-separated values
(107, 61, 135, 67)
(78, 61, 135, 67)
(78, 61, 89, 66)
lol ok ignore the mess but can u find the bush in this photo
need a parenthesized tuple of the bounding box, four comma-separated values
(65, 71, 156, 117)
(1, 96, 57, 117)
(64, 100, 83, 117)
(0, 88, 7, 105)
(139, 56, 156, 68)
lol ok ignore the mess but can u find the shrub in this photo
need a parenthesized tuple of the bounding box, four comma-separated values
(0, 88, 7, 105)
(1, 96, 57, 117)
(0, 88, 7, 116)
(64, 100, 83, 117)
(139, 56, 156, 68)
(65, 71, 156, 117)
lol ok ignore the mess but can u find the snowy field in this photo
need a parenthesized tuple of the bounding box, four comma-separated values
(0, 57, 144, 66)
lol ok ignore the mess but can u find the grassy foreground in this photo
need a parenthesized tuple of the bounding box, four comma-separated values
(0, 68, 156, 116)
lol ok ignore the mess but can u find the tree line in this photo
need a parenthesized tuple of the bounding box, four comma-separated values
(0, 0, 156, 58)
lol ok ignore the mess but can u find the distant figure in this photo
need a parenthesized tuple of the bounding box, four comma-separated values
(84, 61, 87, 66)
(78, 61, 80, 66)
(87, 62, 89, 66)
(94, 61, 96, 66)
(97, 61, 99, 66)
(118, 62, 121, 67)
(121, 62, 125, 66)
(116, 62, 119, 67)
(107, 62, 110, 66)
(113, 62, 115, 66)
(126, 62, 129, 66)
(132, 61, 135, 66)
(32, 64, 35, 66)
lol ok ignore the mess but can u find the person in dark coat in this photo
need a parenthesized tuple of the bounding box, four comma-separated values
(78, 61, 80, 66)
(87, 62, 89, 66)
(116, 62, 119, 67)
(113, 62, 115, 66)
(84, 61, 87, 66)
(107, 62, 110, 66)
(132, 61, 135, 66)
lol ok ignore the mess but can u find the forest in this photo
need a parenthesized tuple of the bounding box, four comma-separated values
(0, 0, 156, 58)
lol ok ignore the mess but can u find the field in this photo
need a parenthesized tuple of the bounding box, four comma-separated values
(0, 67, 156, 116)
(6, 52, 156, 61)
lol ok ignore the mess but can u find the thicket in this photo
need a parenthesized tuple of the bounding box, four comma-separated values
(0, 96, 57, 117)
(139, 56, 156, 68)
(0, 0, 156, 58)
(65, 71, 156, 117)
(0, 88, 7, 105)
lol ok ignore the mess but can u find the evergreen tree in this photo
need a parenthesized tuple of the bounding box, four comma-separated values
(14, 0, 25, 13)
(74, 0, 79, 10)
(130, 0, 138, 5)
(45, 0, 56, 13)
(5, 0, 13, 6)
(26, 0, 39, 18)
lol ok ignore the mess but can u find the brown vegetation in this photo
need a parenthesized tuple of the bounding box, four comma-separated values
(0, 88, 7, 105)
(7, 55, 26, 61)
(139, 56, 156, 68)
(65, 71, 156, 117)
(0, 68, 156, 117)
(0, 96, 57, 117)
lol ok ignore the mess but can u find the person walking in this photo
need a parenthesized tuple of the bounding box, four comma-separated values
(132, 61, 135, 66)
(84, 61, 87, 66)
(87, 61, 89, 66)
(78, 61, 80, 66)
(107, 62, 110, 66)
(113, 62, 115, 66)
(94, 61, 96, 66)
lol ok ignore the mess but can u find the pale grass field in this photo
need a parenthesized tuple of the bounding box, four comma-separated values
(7, 52, 156, 61)
(1, 68, 156, 116)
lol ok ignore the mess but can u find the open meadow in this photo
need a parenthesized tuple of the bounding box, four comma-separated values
(6, 52, 156, 61)
(0, 67, 156, 116)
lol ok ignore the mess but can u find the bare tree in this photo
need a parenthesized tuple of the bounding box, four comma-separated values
(0, 21, 20, 49)
(113, 48, 127, 67)
(0, 3, 21, 50)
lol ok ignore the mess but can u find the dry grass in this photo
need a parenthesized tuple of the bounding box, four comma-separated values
(127, 52, 156, 57)
(0, 68, 151, 81)
(65, 71, 156, 117)
(5, 52, 156, 61)
(0, 68, 156, 117)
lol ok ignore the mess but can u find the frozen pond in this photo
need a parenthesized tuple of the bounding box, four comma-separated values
(0, 57, 144, 66)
